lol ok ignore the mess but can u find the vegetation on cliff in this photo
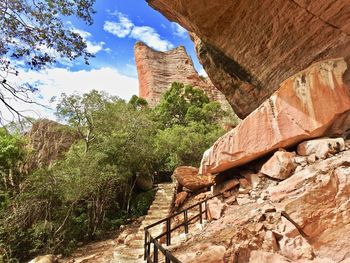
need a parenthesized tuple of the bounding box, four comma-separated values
(0, 83, 229, 262)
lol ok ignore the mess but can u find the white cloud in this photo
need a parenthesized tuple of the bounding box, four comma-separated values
(1, 67, 139, 121)
(171, 23, 188, 38)
(103, 13, 133, 37)
(72, 27, 105, 55)
(104, 12, 173, 52)
(130, 26, 174, 51)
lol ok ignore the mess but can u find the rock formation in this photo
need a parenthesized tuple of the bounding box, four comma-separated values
(200, 58, 350, 175)
(170, 137, 350, 262)
(23, 119, 77, 173)
(147, 0, 350, 118)
(173, 166, 215, 192)
(134, 41, 231, 111)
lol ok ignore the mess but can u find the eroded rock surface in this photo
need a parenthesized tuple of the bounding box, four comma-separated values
(200, 59, 350, 175)
(147, 0, 350, 118)
(134, 41, 230, 110)
(173, 166, 215, 192)
(23, 119, 77, 173)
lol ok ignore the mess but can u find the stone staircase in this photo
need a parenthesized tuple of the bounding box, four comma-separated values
(112, 183, 175, 263)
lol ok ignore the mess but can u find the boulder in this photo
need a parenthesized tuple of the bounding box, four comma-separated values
(261, 151, 296, 180)
(136, 174, 153, 190)
(212, 178, 239, 195)
(28, 255, 57, 263)
(199, 59, 350, 175)
(297, 137, 345, 159)
(173, 166, 215, 191)
(207, 197, 225, 220)
(147, 0, 350, 118)
(268, 150, 350, 261)
(134, 41, 231, 111)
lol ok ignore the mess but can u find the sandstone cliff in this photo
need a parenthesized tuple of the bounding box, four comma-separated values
(23, 119, 77, 173)
(147, 0, 350, 118)
(134, 41, 231, 111)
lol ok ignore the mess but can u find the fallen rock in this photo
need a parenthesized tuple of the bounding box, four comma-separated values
(207, 197, 225, 220)
(136, 174, 153, 191)
(173, 166, 215, 191)
(213, 178, 239, 195)
(200, 59, 350, 175)
(241, 171, 261, 189)
(175, 191, 188, 208)
(297, 137, 345, 159)
(225, 195, 236, 205)
(269, 150, 350, 261)
(147, 0, 350, 118)
(278, 235, 314, 260)
(261, 151, 296, 180)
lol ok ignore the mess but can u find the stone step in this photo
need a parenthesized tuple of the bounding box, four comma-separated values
(113, 246, 144, 260)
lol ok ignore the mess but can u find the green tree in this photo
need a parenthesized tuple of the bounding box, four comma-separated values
(154, 82, 227, 170)
(0, 0, 96, 121)
(56, 90, 113, 152)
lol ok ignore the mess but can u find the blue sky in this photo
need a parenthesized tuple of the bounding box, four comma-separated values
(4, 0, 205, 121)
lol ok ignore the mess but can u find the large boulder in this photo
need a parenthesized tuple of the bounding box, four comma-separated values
(297, 137, 345, 159)
(199, 59, 350, 175)
(173, 166, 215, 191)
(261, 150, 296, 180)
(147, 0, 350, 118)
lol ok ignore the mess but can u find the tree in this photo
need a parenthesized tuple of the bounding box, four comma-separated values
(153, 82, 227, 170)
(154, 82, 225, 127)
(0, 0, 96, 122)
(56, 90, 112, 152)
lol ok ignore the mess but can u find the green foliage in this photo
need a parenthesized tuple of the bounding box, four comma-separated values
(0, 83, 229, 261)
(153, 82, 226, 170)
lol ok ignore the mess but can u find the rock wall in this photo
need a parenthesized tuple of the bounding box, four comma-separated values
(147, 0, 350, 118)
(23, 119, 77, 173)
(134, 41, 231, 111)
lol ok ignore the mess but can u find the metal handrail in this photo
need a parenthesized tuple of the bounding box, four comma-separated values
(144, 193, 222, 263)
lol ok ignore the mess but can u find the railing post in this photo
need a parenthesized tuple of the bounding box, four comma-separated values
(144, 230, 147, 260)
(205, 200, 208, 220)
(199, 202, 203, 224)
(154, 242, 158, 263)
(184, 210, 189, 234)
(166, 218, 171, 246)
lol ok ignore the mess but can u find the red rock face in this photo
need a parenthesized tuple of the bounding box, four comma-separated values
(147, 0, 350, 118)
(200, 58, 350, 175)
(134, 41, 230, 109)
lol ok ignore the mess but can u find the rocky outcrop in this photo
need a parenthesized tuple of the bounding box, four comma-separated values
(147, 0, 350, 118)
(200, 59, 350, 175)
(134, 41, 231, 111)
(173, 166, 215, 192)
(169, 139, 350, 263)
(23, 119, 77, 173)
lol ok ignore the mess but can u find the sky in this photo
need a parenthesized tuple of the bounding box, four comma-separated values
(3, 0, 206, 122)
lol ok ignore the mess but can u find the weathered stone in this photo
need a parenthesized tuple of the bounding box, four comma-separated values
(134, 41, 231, 111)
(147, 0, 350, 118)
(199, 59, 350, 175)
(207, 197, 225, 220)
(213, 178, 239, 195)
(241, 171, 261, 189)
(278, 235, 314, 260)
(261, 151, 296, 180)
(136, 174, 153, 191)
(175, 191, 188, 208)
(23, 119, 78, 173)
(173, 166, 215, 192)
(268, 150, 350, 261)
(297, 137, 345, 159)
(225, 195, 236, 205)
